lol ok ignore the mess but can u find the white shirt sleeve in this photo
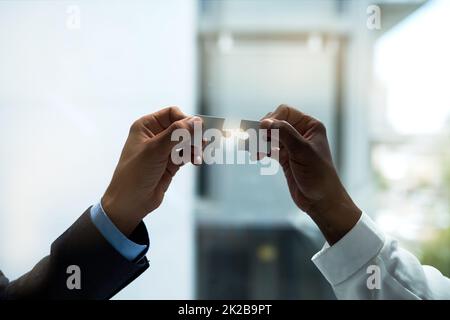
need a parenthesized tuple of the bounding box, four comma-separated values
(312, 213, 450, 300)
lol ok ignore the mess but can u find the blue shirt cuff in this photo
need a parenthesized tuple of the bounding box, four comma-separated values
(90, 202, 148, 261)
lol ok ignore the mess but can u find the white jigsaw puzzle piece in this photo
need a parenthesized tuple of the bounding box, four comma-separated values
(194, 115, 271, 155)
(196, 115, 226, 132)
(239, 119, 271, 154)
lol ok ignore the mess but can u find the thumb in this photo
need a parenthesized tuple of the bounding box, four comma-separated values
(260, 119, 309, 154)
(151, 116, 202, 155)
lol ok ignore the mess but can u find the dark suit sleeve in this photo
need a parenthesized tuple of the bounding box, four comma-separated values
(0, 208, 149, 300)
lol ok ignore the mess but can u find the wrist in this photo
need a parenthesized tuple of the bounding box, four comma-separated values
(308, 190, 362, 245)
(101, 192, 143, 236)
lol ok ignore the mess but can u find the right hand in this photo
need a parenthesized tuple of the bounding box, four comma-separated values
(260, 105, 362, 244)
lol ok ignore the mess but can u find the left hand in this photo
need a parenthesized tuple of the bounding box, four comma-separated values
(102, 107, 202, 235)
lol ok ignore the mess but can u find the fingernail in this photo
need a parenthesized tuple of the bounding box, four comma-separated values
(195, 155, 202, 165)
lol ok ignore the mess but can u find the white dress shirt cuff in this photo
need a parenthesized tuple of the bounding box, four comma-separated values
(311, 213, 385, 286)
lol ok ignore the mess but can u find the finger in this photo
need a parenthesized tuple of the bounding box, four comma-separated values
(139, 106, 188, 135)
(260, 118, 309, 154)
(284, 169, 310, 207)
(259, 111, 273, 121)
(268, 104, 319, 136)
(151, 116, 202, 155)
(270, 104, 303, 122)
(166, 159, 181, 176)
(191, 145, 203, 165)
(156, 170, 174, 194)
(256, 152, 266, 161)
(156, 159, 182, 195)
(257, 145, 287, 167)
(178, 139, 206, 165)
(278, 146, 289, 168)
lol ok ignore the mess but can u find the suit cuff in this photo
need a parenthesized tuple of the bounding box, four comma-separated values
(311, 213, 385, 286)
(90, 202, 148, 261)
(50, 209, 149, 299)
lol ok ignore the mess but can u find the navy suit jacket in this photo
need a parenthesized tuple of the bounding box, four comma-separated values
(0, 208, 149, 299)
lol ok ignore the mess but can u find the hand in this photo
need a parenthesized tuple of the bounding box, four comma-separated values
(260, 105, 362, 244)
(102, 107, 202, 235)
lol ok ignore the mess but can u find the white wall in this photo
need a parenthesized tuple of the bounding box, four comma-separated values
(0, 0, 196, 299)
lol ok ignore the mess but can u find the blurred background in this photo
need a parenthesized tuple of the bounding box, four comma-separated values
(0, 0, 449, 299)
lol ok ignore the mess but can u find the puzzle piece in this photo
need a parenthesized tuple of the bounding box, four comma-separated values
(196, 115, 228, 145)
(194, 115, 271, 155)
(239, 119, 271, 154)
(196, 115, 226, 132)
(239, 119, 260, 133)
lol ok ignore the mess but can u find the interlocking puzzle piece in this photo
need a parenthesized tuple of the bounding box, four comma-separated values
(196, 115, 228, 144)
(240, 119, 260, 133)
(194, 115, 271, 155)
(239, 119, 271, 154)
(196, 115, 226, 132)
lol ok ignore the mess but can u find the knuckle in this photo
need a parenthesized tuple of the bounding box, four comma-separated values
(169, 106, 181, 113)
(314, 121, 327, 134)
(273, 120, 289, 131)
(171, 119, 186, 131)
(276, 104, 289, 113)
(270, 119, 282, 130)
(159, 106, 176, 117)
(129, 119, 141, 132)
(168, 106, 184, 119)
